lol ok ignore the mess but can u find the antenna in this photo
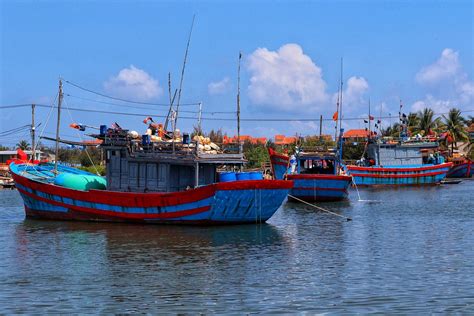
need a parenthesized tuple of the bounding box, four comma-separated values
(174, 14, 195, 133)
(31, 103, 35, 162)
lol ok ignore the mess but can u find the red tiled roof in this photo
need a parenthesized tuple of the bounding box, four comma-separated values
(343, 129, 375, 138)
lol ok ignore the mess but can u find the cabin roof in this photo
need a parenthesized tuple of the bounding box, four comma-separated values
(0, 150, 43, 155)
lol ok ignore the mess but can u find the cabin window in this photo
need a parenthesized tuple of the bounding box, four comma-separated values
(299, 159, 335, 175)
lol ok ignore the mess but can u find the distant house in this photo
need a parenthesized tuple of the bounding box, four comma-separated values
(469, 123, 474, 141)
(274, 135, 297, 145)
(343, 129, 375, 143)
(223, 135, 267, 145)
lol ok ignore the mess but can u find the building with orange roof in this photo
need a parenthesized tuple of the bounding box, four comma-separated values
(223, 135, 267, 145)
(274, 134, 298, 145)
(343, 129, 375, 142)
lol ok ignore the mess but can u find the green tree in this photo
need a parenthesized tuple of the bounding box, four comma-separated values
(416, 108, 441, 135)
(407, 112, 420, 135)
(442, 108, 469, 155)
(16, 140, 30, 150)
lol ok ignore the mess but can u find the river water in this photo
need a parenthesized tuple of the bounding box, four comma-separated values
(0, 182, 473, 313)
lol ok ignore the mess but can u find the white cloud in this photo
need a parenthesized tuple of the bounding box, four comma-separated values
(246, 43, 329, 111)
(412, 48, 473, 113)
(458, 81, 474, 103)
(416, 48, 461, 85)
(411, 95, 452, 114)
(208, 77, 231, 95)
(332, 76, 370, 113)
(104, 65, 162, 101)
(289, 120, 319, 133)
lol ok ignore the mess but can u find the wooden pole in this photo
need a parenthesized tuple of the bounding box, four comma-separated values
(54, 79, 63, 174)
(31, 103, 35, 162)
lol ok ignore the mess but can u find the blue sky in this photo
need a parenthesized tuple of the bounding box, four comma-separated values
(1, 0, 473, 146)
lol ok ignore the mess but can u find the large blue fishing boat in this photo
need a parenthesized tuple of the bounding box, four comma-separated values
(347, 140, 452, 186)
(10, 128, 293, 224)
(268, 148, 352, 202)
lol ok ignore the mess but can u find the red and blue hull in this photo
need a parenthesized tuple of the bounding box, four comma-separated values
(286, 174, 352, 202)
(446, 161, 473, 178)
(268, 148, 351, 202)
(10, 164, 293, 225)
(347, 163, 452, 186)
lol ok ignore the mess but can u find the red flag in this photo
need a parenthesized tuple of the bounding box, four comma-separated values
(332, 111, 338, 121)
(369, 115, 375, 120)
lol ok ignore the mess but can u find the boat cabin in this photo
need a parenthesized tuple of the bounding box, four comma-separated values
(99, 128, 246, 193)
(296, 150, 338, 175)
(367, 141, 441, 166)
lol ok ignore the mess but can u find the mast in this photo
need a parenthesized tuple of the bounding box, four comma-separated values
(31, 103, 35, 162)
(368, 98, 371, 140)
(337, 58, 344, 163)
(174, 14, 195, 133)
(164, 72, 173, 131)
(338, 57, 343, 138)
(54, 79, 63, 174)
(237, 51, 242, 154)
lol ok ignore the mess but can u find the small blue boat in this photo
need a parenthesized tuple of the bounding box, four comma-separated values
(268, 148, 352, 202)
(446, 158, 473, 178)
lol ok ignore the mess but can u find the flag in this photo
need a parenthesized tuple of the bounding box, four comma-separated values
(369, 115, 374, 120)
(69, 123, 85, 131)
(332, 111, 338, 121)
(143, 116, 154, 124)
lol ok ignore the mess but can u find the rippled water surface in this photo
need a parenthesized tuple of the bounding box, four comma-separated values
(1, 181, 473, 313)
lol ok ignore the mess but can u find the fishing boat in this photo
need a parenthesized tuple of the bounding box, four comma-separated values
(346, 140, 452, 186)
(268, 147, 352, 202)
(10, 79, 293, 225)
(10, 128, 292, 224)
(446, 158, 473, 178)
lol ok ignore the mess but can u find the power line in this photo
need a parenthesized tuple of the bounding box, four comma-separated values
(63, 79, 201, 107)
(1, 103, 473, 122)
(65, 94, 200, 114)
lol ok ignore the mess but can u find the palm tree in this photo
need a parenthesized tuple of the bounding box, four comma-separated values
(407, 112, 420, 135)
(416, 108, 441, 135)
(16, 140, 31, 150)
(442, 108, 469, 155)
(381, 123, 401, 137)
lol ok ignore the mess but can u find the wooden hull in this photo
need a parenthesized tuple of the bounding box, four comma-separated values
(10, 164, 293, 225)
(268, 148, 351, 202)
(347, 163, 452, 186)
(446, 161, 473, 178)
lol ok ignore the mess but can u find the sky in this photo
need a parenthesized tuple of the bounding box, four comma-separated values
(0, 0, 473, 147)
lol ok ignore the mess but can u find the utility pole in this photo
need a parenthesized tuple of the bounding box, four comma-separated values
(198, 102, 202, 133)
(319, 115, 323, 139)
(31, 104, 35, 162)
(54, 79, 63, 174)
